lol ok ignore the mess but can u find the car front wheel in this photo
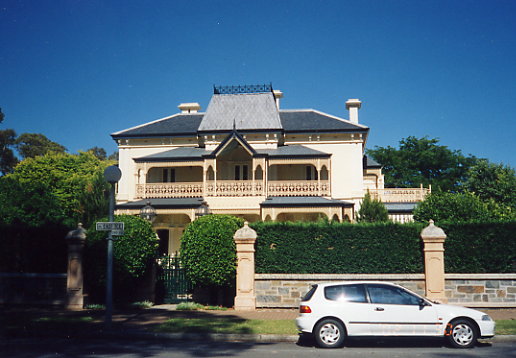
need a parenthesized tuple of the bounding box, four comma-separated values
(446, 319, 478, 348)
(314, 319, 346, 348)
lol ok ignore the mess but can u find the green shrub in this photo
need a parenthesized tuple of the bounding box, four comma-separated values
(85, 215, 158, 304)
(357, 191, 389, 222)
(180, 215, 244, 287)
(441, 221, 516, 273)
(252, 221, 516, 274)
(252, 221, 424, 274)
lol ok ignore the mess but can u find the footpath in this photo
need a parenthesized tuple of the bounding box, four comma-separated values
(1, 305, 515, 343)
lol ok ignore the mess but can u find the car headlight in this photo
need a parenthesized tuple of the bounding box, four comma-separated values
(481, 315, 492, 321)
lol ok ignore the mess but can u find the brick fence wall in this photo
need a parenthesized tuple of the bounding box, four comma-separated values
(255, 273, 516, 308)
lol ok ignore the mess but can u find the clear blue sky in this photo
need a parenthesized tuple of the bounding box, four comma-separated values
(1, 0, 515, 166)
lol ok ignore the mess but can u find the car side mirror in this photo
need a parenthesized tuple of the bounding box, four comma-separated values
(419, 298, 430, 307)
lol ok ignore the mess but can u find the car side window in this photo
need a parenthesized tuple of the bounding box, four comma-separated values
(367, 284, 420, 305)
(324, 284, 367, 303)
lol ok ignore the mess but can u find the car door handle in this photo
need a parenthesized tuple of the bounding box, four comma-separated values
(375, 307, 385, 311)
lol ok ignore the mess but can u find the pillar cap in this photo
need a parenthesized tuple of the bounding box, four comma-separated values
(421, 220, 446, 240)
(234, 221, 257, 240)
(66, 223, 87, 241)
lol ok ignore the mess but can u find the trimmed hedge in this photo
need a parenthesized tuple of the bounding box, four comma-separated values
(441, 221, 516, 273)
(252, 221, 516, 274)
(252, 221, 425, 274)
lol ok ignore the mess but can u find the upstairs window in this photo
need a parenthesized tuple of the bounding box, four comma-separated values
(162, 168, 176, 183)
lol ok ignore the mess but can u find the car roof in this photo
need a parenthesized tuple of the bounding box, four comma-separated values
(313, 281, 401, 288)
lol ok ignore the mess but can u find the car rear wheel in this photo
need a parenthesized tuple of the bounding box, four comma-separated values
(314, 319, 345, 348)
(446, 319, 478, 348)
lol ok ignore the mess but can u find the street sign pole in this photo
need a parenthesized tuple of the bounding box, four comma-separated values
(106, 181, 115, 330)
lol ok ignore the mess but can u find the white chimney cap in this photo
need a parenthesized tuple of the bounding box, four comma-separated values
(273, 90, 283, 99)
(178, 102, 201, 113)
(345, 99, 362, 109)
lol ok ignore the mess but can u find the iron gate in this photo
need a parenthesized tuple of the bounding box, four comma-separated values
(157, 255, 192, 304)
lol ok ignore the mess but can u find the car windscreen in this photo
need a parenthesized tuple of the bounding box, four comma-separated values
(324, 284, 367, 303)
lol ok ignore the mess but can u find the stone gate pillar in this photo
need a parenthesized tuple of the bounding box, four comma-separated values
(66, 223, 87, 310)
(234, 222, 257, 311)
(421, 220, 447, 303)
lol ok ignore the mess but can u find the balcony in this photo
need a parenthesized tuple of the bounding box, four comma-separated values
(368, 187, 431, 203)
(135, 180, 330, 199)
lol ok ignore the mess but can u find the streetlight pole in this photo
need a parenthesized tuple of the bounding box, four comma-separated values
(104, 165, 122, 330)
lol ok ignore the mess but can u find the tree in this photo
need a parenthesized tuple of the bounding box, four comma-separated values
(366, 136, 478, 191)
(357, 191, 389, 222)
(87, 146, 107, 160)
(0, 108, 18, 175)
(413, 192, 513, 223)
(464, 160, 516, 210)
(0, 151, 110, 227)
(15, 133, 66, 159)
(181, 215, 244, 287)
(0, 128, 18, 175)
(85, 215, 158, 303)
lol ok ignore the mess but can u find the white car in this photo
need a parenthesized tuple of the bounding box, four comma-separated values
(296, 281, 495, 349)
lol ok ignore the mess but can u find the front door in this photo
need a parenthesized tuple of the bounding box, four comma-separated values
(364, 284, 441, 336)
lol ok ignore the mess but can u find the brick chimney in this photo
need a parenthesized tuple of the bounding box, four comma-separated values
(345, 99, 361, 124)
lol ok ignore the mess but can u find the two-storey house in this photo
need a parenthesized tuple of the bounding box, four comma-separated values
(112, 84, 429, 254)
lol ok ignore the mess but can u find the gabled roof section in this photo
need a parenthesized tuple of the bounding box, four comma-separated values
(280, 109, 368, 133)
(209, 130, 258, 158)
(134, 147, 210, 162)
(199, 92, 283, 132)
(111, 113, 203, 139)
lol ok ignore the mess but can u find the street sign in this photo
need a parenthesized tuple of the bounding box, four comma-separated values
(96, 222, 124, 232)
(111, 230, 124, 236)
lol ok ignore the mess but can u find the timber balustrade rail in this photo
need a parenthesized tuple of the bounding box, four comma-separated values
(136, 180, 330, 198)
(368, 187, 431, 203)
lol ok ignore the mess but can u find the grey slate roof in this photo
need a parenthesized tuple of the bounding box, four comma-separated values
(384, 202, 418, 213)
(112, 114, 203, 138)
(280, 110, 368, 133)
(116, 198, 204, 209)
(256, 145, 330, 158)
(134, 147, 210, 162)
(261, 196, 354, 207)
(199, 93, 283, 132)
(363, 155, 382, 169)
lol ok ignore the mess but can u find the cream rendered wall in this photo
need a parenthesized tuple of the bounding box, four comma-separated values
(301, 141, 365, 203)
(117, 144, 195, 202)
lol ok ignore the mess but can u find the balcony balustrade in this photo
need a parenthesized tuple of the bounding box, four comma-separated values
(368, 188, 431, 203)
(267, 180, 330, 197)
(135, 180, 330, 198)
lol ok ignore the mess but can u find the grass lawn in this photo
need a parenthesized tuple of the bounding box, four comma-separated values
(155, 317, 298, 335)
(495, 320, 516, 335)
(155, 318, 516, 336)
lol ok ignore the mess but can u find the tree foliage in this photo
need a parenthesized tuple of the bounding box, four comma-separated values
(180, 215, 244, 287)
(85, 215, 159, 303)
(413, 192, 514, 223)
(0, 128, 18, 175)
(366, 136, 478, 191)
(464, 160, 516, 210)
(87, 146, 107, 160)
(357, 191, 389, 222)
(0, 151, 110, 227)
(15, 133, 66, 159)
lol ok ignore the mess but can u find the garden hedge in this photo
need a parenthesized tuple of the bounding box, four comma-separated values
(251, 221, 516, 274)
